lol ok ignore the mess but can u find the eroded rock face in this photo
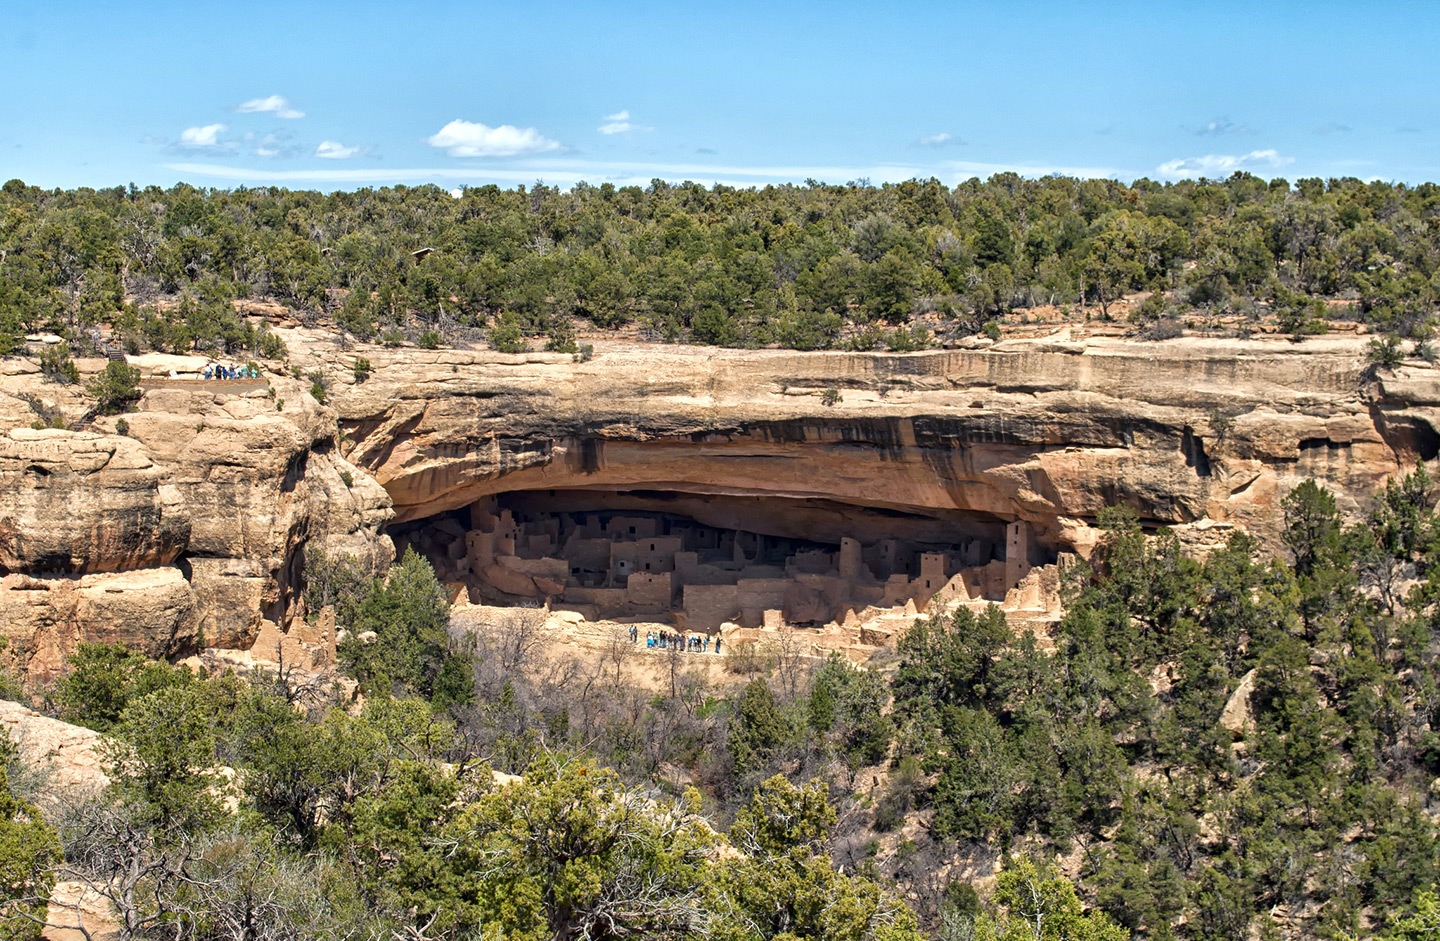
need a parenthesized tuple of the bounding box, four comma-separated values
(0, 698, 109, 795)
(0, 364, 392, 679)
(0, 429, 187, 573)
(323, 334, 1431, 559)
(1, 331, 1436, 676)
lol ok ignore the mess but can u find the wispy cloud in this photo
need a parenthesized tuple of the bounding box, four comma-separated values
(252, 132, 299, 159)
(315, 140, 361, 159)
(167, 156, 1126, 189)
(427, 120, 561, 157)
(916, 132, 963, 148)
(178, 123, 229, 149)
(1314, 122, 1352, 135)
(598, 109, 651, 135)
(235, 95, 305, 119)
(1157, 149, 1293, 179)
(1196, 117, 1252, 137)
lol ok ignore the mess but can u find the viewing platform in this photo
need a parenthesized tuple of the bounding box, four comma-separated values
(137, 377, 270, 393)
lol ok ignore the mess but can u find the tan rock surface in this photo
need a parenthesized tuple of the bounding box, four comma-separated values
(0, 429, 187, 573)
(0, 568, 198, 681)
(0, 699, 109, 794)
(43, 881, 120, 941)
(3, 331, 1437, 673)
(320, 333, 1424, 557)
(1220, 668, 1258, 739)
(0, 362, 392, 677)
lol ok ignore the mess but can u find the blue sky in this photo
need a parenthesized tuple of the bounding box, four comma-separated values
(4, 0, 1439, 191)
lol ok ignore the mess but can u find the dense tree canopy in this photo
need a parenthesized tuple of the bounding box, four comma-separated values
(5, 173, 1440, 357)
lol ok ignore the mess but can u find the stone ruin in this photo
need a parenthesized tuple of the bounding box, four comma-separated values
(394, 491, 1053, 635)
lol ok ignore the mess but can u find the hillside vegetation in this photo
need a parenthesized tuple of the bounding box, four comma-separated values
(7, 172, 1440, 939)
(5, 472, 1440, 939)
(2, 173, 1439, 357)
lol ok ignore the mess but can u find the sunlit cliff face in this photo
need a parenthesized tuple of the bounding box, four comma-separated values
(2, 331, 1416, 675)
(337, 337, 1413, 578)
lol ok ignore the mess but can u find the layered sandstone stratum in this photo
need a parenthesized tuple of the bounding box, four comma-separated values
(2, 328, 1437, 677)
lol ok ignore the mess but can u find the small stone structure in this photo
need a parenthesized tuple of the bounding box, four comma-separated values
(395, 496, 1043, 632)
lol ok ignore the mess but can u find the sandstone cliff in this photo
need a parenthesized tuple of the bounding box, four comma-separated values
(1, 331, 1435, 677)
(316, 332, 1433, 557)
(0, 357, 391, 680)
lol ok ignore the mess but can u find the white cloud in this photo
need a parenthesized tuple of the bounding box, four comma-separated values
(253, 132, 298, 159)
(917, 132, 962, 147)
(236, 95, 305, 119)
(1157, 149, 1293, 179)
(598, 109, 650, 135)
(427, 119, 561, 157)
(167, 157, 1128, 189)
(315, 140, 361, 159)
(178, 123, 228, 148)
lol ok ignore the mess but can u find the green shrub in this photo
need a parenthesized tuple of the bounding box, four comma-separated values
(257, 330, 287, 360)
(337, 547, 473, 707)
(417, 331, 442, 350)
(352, 357, 372, 381)
(885, 325, 930, 352)
(0, 735, 62, 941)
(544, 318, 579, 354)
(38, 344, 79, 383)
(306, 369, 330, 405)
(86, 362, 141, 414)
(1131, 290, 1168, 323)
(54, 642, 186, 732)
(489, 320, 527, 354)
(1369, 334, 1405, 369)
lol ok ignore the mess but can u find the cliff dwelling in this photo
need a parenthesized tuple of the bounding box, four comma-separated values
(391, 487, 1049, 632)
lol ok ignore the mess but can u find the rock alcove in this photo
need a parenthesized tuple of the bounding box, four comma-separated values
(390, 485, 1047, 631)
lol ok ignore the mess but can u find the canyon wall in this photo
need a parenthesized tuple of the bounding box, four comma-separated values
(1, 331, 1437, 676)
(330, 333, 1437, 555)
(0, 359, 391, 679)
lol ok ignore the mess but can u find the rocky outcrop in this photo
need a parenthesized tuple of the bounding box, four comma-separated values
(0, 699, 109, 795)
(0, 429, 187, 573)
(1220, 668, 1258, 739)
(318, 333, 1428, 557)
(2, 330, 1437, 675)
(0, 358, 392, 681)
(0, 569, 198, 678)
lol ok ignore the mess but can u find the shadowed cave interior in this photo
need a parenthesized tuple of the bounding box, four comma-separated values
(391, 488, 1051, 631)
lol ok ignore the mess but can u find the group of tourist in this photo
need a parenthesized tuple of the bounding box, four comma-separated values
(202, 362, 259, 380)
(631, 625, 721, 654)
